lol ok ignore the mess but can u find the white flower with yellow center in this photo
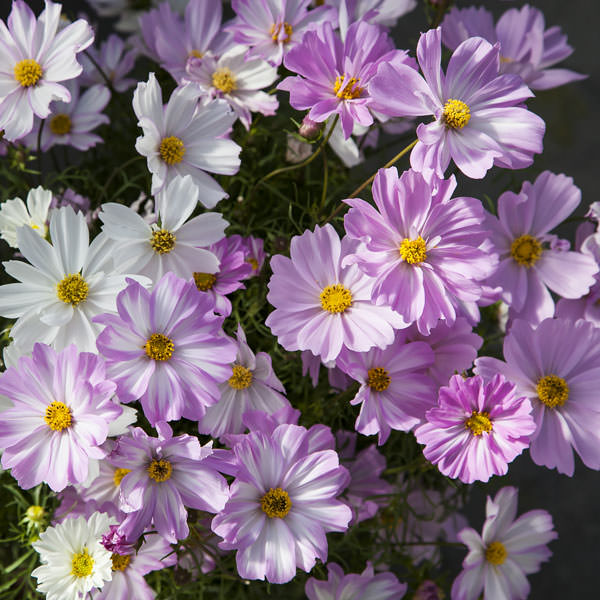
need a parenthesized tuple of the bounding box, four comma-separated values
(32, 512, 113, 600)
(0, 186, 52, 247)
(0, 206, 138, 353)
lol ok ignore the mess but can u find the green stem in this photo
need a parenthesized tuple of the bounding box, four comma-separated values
(98, 154, 145, 203)
(319, 149, 328, 213)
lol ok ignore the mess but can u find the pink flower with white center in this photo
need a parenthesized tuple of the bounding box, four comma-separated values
(475, 317, 600, 476)
(81, 34, 138, 92)
(415, 374, 535, 483)
(212, 424, 352, 584)
(0, 0, 94, 141)
(0, 343, 120, 492)
(234, 234, 266, 277)
(132, 73, 241, 207)
(452, 487, 557, 600)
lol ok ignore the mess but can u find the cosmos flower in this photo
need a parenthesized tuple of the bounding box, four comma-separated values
(0, 0, 94, 141)
(415, 374, 535, 483)
(332, 0, 417, 37)
(234, 234, 266, 277)
(452, 487, 557, 600)
(370, 27, 545, 179)
(0, 185, 52, 248)
(212, 423, 352, 583)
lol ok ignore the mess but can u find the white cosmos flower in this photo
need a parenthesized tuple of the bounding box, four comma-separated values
(0, 186, 52, 247)
(132, 73, 241, 207)
(32, 512, 113, 600)
(0, 206, 140, 353)
(99, 174, 227, 282)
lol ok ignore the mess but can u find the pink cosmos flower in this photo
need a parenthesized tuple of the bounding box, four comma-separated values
(278, 20, 416, 138)
(80, 34, 137, 92)
(0, 0, 94, 141)
(442, 4, 586, 90)
(113, 422, 229, 544)
(337, 334, 437, 444)
(211, 423, 352, 583)
(0, 343, 120, 492)
(95, 273, 237, 426)
(234, 234, 266, 277)
(343, 167, 497, 334)
(475, 317, 600, 476)
(266, 224, 407, 363)
(415, 374, 536, 483)
(484, 171, 598, 325)
(452, 487, 557, 600)
(370, 27, 545, 179)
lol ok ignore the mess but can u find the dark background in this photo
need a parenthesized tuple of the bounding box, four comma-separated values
(1, 1, 598, 598)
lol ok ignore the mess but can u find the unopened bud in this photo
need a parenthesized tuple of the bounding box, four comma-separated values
(298, 116, 324, 140)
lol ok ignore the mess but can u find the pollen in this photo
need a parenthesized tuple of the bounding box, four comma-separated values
(485, 541, 507, 565)
(400, 236, 427, 264)
(113, 468, 130, 487)
(212, 68, 236, 94)
(270, 21, 293, 43)
(144, 333, 174, 361)
(333, 75, 363, 100)
(189, 49, 203, 59)
(44, 401, 72, 431)
(193, 271, 217, 291)
(150, 229, 176, 254)
(229, 365, 253, 390)
(367, 367, 391, 392)
(320, 284, 352, 313)
(260, 487, 292, 518)
(246, 257, 259, 270)
(57, 273, 89, 306)
(49, 114, 72, 135)
(71, 549, 94, 578)
(442, 99, 471, 130)
(159, 135, 186, 165)
(510, 234, 542, 267)
(14, 59, 43, 87)
(536, 374, 568, 409)
(147, 459, 172, 482)
(111, 552, 131, 572)
(465, 410, 493, 436)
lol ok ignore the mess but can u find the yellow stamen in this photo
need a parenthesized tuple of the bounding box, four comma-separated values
(144, 333, 174, 361)
(14, 59, 43, 87)
(246, 257, 259, 271)
(367, 367, 391, 392)
(485, 541, 507, 565)
(159, 136, 186, 165)
(193, 272, 217, 291)
(212, 68, 236, 93)
(320, 284, 352, 313)
(189, 49, 203, 59)
(44, 401, 72, 431)
(111, 553, 131, 571)
(442, 99, 471, 129)
(49, 114, 72, 135)
(260, 487, 292, 518)
(536, 374, 568, 409)
(150, 229, 176, 254)
(113, 468, 130, 487)
(270, 22, 293, 43)
(147, 459, 172, 482)
(228, 365, 253, 390)
(510, 234, 542, 267)
(56, 273, 88, 306)
(465, 410, 492, 436)
(71, 549, 94, 578)
(333, 75, 363, 100)
(400, 236, 427, 264)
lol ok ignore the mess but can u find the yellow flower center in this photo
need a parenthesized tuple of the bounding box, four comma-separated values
(485, 541, 507, 565)
(44, 401, 72, 431)
(367, 367, 391, 392)
(71, 549, 94, 578)
(246, 257, 259, 270)
(536, 374, 568, 409)
(260, 487, 292, 518)
(189, 49, 203, 59)
(159, 136, 186, 165)
(49, 114, 72, 135)
(150, 229, 176, 254)
(147, 459, 172, 482)
(111, 553, 131, 571)
(320, 284, 352, 313)
(442, 99, 471, 129)
(400, 236, 427, 264)
(228, 365, 253, 390)
(14, 59, 43, 87)
(465, 410, 493, 436)
(270, 21, 293, 43)
(57, 273, 89, 306)
(193, 272, 217, 291)
(510, 234, 542, 267)
(113, 468, 131, 487)
(212, 67, 236, 93)
(26, 505, 45, 524)
(144, 333, 174, 361)
(333, 75, 363, 100)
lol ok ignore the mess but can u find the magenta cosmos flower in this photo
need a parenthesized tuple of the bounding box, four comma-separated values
(415, 374, 536, 483)
(0, 343, 120, 492)
(0, 0, 94, 141)
(343, 167, 497, 334)
(452, 487, 557, 600)
(484, 171, 597, 325)
(266, 224, 406, 363)
(337, 333, 437, 444)
(442, 4, 586, 91)
(278, 20, 416, 139)
(211, 423, 352, 584)
(95, 273, 237, 426)
(370, 27, 545, 179)
(113, 422, 229, 544)
(476, 317, 600, 476)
